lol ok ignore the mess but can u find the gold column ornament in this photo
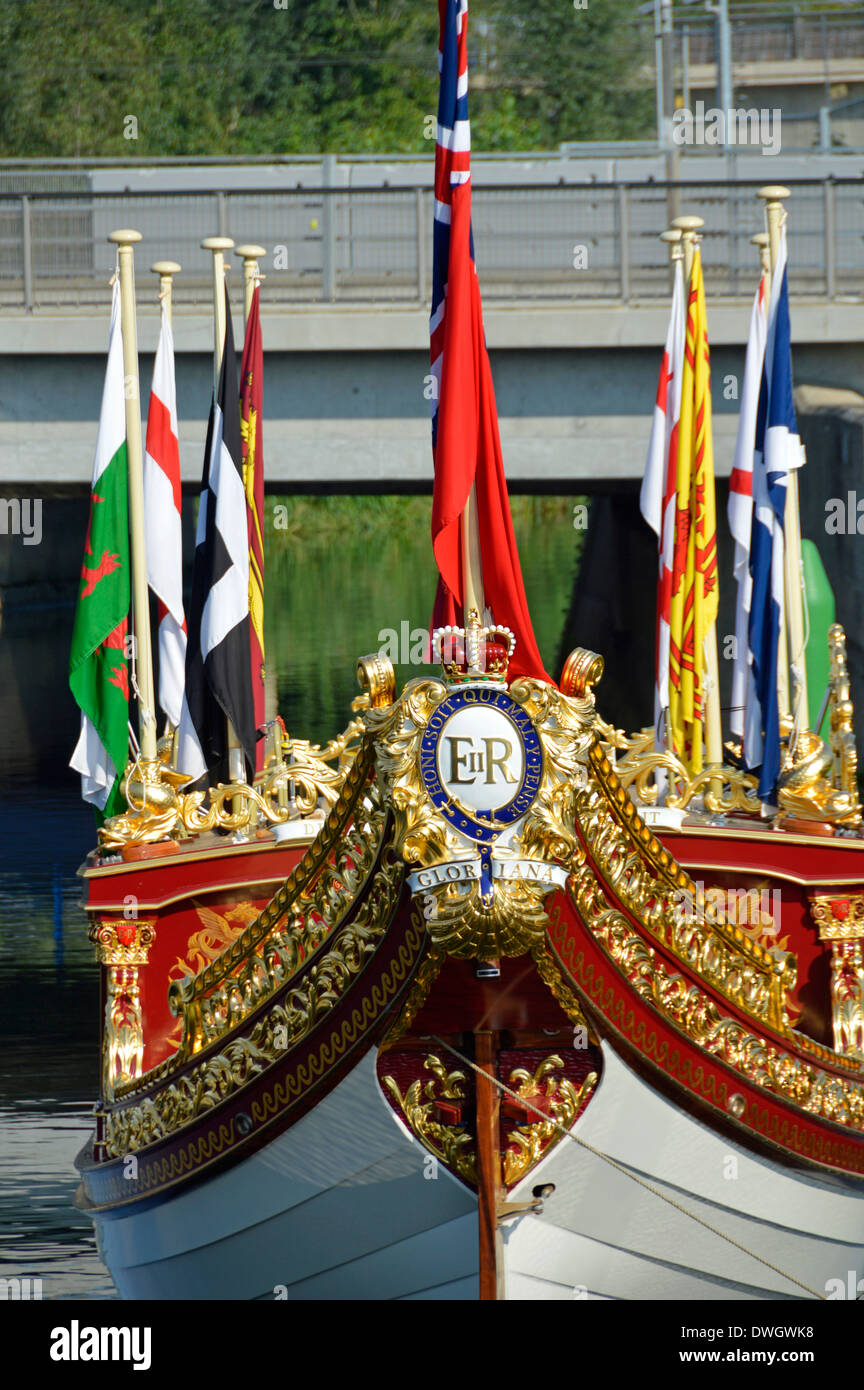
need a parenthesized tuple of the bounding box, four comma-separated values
(89, 918, 156, 1101)
(829, 624, 860, 814)
(809, 894, 864, 1060)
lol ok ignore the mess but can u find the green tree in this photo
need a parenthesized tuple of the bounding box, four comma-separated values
(0, 0, 653, 158)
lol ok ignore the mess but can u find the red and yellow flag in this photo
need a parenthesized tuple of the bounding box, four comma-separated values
(668, 247, 718, 773)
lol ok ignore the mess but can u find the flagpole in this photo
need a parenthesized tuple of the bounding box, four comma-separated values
(235, 244, 267, 329)
(107, 229, 157, 765)
(201, 236, 235, 384)
(673, 214, 723, 782)
(759, 184, 808, 741)
(202, 234, 246, 790)
(658, 225, 682, 755)
(462, 486, 485, 651)
(151, 260, 181, 328)
(150, 260, 182, 755)
(753, 219, 790, 718)
(751, 231, 770, 278)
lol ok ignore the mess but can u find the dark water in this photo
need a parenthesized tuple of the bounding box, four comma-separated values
(0, 495, 582, 1299)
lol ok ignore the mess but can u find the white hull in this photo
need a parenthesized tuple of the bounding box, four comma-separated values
(94, 1048, 478, 1301)
(91, 1043, 864, 1301)
(504, 1045, 864, 1301)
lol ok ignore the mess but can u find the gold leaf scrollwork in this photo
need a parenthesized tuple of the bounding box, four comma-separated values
(583, 747, 796, 1033)
(503, 1055, 598, 1187)
(98, 718, 366, 851)
(364, 676, 598, 959)
(382, 1055, 477, 1184)
(102, 844, 405, 1157)
(561, 866, 864, 1130)
(595, 725, 762, 816)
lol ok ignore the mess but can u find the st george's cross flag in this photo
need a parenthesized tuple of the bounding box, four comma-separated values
(745, 227, 804, 803)
(668, 247, 719, 774)
(143, 299, 187, 730)
(176, 292, 256, 784)
(69, 278, 131, 818)
(239, 282, 266, 771)
(727, 263, 768, 739)
(641, 254, 685, 746)
(428, 0, 549, 683)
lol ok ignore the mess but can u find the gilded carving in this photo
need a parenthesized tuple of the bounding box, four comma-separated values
(382, 1055, 477, 1184)
(829, 624, 860, 818)
(166, 745, 382, 1061)
(89, 918, 156, 1102)
(809, 893, 864, 942)
(363, 675, 597, 959)
(831, 941, 864, 1060)
(595, 624, 861, 829)
(99, 717, 365, 851)
(381, 932, 445, 1045)
(103, 846, 405, 1156)
(557, 870, 864, 1129)
(584, 746, 796, 1032)
(595, 724, 762, 815)
(503, 1055, 598, 1187)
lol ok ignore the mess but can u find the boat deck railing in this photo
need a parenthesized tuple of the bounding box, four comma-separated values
(0, 177, 862, 312)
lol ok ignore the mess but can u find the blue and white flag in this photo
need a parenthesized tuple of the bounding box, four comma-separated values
(744, 227, 805, 803)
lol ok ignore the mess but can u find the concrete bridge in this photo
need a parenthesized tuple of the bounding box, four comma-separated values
(1, 298, 862, 495)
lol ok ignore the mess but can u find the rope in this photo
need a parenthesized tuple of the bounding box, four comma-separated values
(429, 1034, 826, 1301)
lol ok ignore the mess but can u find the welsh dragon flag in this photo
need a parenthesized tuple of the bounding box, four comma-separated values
(69, 278, 131, 819)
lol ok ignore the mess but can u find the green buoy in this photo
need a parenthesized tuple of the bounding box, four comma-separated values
(802, 538, 836, 737)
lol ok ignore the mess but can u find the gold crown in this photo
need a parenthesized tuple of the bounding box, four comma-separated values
(432, 608, 516, 682)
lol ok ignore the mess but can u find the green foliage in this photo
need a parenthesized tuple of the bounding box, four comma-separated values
(263, 493, 585, 744)
(0, 0, 654, 158)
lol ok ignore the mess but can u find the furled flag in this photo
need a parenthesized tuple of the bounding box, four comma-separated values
(745, 227, 804, 803)
(668, 247, 719, 774)
(727, 263, 768, 740)
(144, 299, 186, 730)
(239, 282, 266, 771)
(176, 291, 256, 784)
(641, 254, 685, 746)
(429, 0, 550, 683)
(69, 278, 130, 819)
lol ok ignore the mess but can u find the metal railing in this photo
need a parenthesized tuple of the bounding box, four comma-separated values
(0, 180, 861, 311)
(679, 11, 864, 65)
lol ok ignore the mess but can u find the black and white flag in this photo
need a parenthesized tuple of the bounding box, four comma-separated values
(177, 293, 256, 784)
